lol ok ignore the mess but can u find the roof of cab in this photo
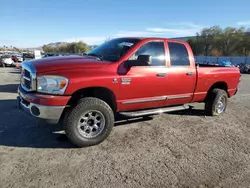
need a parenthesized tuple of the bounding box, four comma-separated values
(114, 36, 185, 43)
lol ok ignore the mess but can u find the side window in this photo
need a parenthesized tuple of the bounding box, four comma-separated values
(129, 41, 166, 66)
(168, 42, 190, 66)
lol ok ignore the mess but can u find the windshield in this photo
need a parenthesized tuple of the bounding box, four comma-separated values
(87, 38, 141, 62)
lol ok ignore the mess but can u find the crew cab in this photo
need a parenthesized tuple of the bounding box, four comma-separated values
(17, 37, 241, 147)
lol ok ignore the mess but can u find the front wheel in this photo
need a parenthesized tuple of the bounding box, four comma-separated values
(64, 97, 114, 147)
(205, 88, 228, 116)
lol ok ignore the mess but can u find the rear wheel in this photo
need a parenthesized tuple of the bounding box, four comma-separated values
(205, 88, 228, 116)
(64, 97, 114, 147)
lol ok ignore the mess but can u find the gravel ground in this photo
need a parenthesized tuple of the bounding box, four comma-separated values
(0, 67, 250, 188)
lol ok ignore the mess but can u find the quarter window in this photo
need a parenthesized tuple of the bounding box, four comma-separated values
(168, 42, 190, 66)
(129, 41, 166, 66)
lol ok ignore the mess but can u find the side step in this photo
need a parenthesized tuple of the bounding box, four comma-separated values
(119, 105, 190, 117)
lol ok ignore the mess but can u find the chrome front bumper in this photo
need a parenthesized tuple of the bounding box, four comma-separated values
(17, 95, 65, 124)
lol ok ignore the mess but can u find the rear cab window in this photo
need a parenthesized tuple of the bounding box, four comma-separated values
(168, 42, 190, 66)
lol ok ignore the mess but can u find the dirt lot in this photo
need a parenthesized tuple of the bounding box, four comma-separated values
(0, 67, 250, 188)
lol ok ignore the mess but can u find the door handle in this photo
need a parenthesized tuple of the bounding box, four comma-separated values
(186, 72, 194, 76)
(156, 73, 167, 77)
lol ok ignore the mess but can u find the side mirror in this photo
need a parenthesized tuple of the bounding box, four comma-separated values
(124, 60, 136, 69)
(124, 55, 152, 69)
(137, 55, 152, 66)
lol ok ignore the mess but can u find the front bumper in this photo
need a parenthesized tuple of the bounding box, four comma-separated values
(17, 86, 69, 124)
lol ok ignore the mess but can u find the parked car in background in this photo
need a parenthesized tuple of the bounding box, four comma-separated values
(11, 55, 17, 62)
(23, 53, 35, 61)
(11, 53, 23, 63)
(43, 53, 83, 58)
(219, 61, 233, 67)
(239, 63, 250, 74)
(0, 54, 15, 67)
(17, 54, 24, 62)
(43, 53, 60, 58)
(15, 52, 35, 69)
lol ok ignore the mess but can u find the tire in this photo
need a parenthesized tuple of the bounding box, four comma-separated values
(64, 97, 114, 147)
(205, 88, 228, 116)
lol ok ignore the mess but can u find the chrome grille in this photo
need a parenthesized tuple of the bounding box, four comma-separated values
(20, 62, 36, 92)
(24, 69, 30, 78)
(21, 69, 31, 90)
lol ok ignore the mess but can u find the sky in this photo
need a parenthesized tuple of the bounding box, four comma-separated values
(1, 0, 250, 48)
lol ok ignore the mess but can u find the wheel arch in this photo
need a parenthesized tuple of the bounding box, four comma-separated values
(205, 81, 229, 102)
(67, 86, 117, 113)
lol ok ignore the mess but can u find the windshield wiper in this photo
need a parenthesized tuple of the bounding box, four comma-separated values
(87, 53, 103, 61)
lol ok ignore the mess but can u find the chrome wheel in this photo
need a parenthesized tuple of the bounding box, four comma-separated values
(77, 110, 105, 138)
(216, 97, 225, 114)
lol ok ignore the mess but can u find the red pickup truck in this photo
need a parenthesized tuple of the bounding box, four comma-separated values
(17, 37, 240, 147)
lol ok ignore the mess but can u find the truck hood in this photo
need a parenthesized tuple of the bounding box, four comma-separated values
(28, 56, 111, 73)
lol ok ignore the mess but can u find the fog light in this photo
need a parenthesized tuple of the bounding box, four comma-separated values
(31, 106, 40, 116)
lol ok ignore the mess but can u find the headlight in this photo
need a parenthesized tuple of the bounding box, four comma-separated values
(37, 76, 68, 94)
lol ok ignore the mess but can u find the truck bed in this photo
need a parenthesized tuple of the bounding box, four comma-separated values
(196, 63, 234, 68)
(192, 65, 240, 103)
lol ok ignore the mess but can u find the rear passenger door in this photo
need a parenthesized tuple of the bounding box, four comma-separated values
(165, 41, 197, 106)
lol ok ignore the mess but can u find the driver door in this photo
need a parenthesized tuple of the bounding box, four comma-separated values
(118, 40, 169, 112)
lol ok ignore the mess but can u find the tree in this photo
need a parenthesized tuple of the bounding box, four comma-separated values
(75, 41, 90, 53)
(214, 27, 245, 56)
(187, 38, 198, 55)
(238, 30, 250, 56)
(211, 48, 223, 56)
(188, 25, 250, 56)
(200, 26, 221, 56)
(187, 33, 205, 56)
(42, 41, 91, 53)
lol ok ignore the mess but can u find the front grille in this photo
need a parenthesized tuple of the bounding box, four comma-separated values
(21, 69, 31, 90)
(20, 62, 36, 92)
(24, 69, 30, 78)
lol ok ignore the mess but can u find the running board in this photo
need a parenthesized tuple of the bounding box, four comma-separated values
(119, 105, 190, 117)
